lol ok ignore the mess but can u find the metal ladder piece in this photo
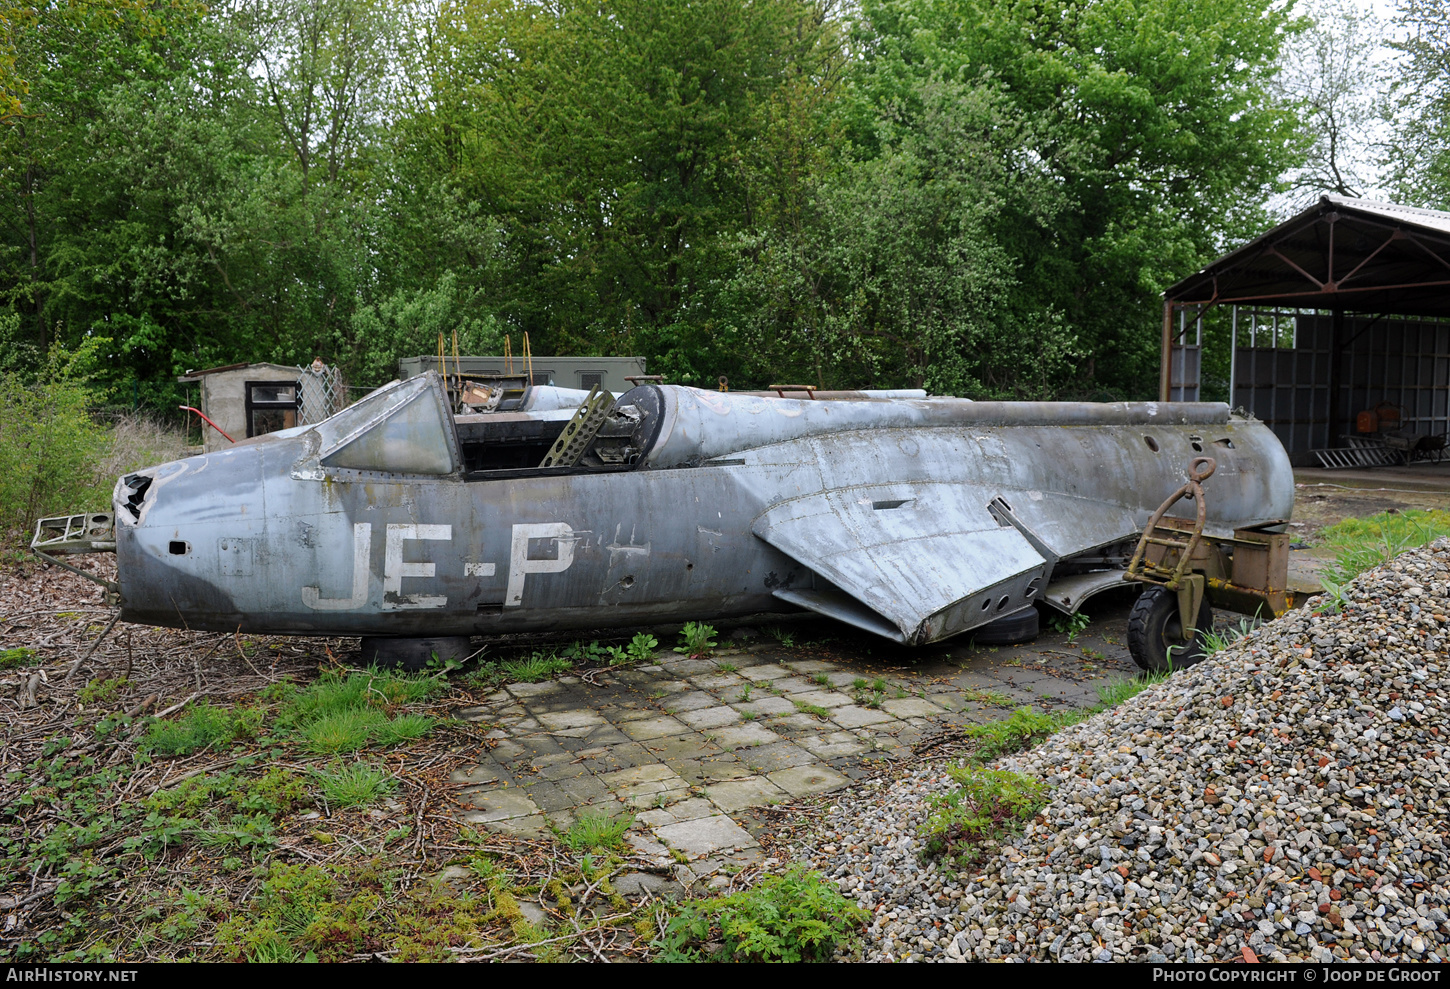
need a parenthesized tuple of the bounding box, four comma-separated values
(538, 385, 617, 468)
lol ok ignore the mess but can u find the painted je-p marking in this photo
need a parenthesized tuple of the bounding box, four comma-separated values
(301, 521, 575, 610)
(507, 523, 575, 607)
(383, 524, 450, 609)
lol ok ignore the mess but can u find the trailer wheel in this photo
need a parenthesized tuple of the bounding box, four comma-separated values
(360, 636, 473, 672)
(1127, 586, 1212, 673)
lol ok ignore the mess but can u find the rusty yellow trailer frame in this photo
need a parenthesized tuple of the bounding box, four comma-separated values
(1124, 456, 1296, 641)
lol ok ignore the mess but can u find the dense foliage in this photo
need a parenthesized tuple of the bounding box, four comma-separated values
(0, 0, 1375, 402)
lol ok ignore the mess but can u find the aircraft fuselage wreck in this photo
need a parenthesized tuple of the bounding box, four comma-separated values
(36, 375, 1294, 649)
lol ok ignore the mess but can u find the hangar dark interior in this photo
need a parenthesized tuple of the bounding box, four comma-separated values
(1162, 195, 1450, 467)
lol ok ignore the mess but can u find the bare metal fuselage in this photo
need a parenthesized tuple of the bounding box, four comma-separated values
(109, 381, 1294, 646)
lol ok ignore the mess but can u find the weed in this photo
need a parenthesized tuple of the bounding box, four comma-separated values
(918, 767, 1048, 866)
(142, 702, 263, 756)
(425, 650, 468, 675)
(717, 662, 739, 673)
(297, 708, 386, 753)
(275, 670, 439, 754)
(738, 684, 753, 703)
(962, 707, 1079, 763)
(0, 646, 37, 669)
(310, 761, 396, 809)
(741, 711, 757, 721)
(557, 813, 631, 853)
(502, 652, 573, 683)
(77, 677, 129, 706)
(194, 816, 279, 854)
(1314, 575, 1347, 615)
(654, 866, 868, 962)
(792, 700, 831, 719)
(561, 640, 613, 664)
(852, 678, 884, 708)
(1079, 647, 1107, 662)
(627, 633, 659, 662)
(961, 687, 1012, 707)
(1199, 616, 1263, 655)
(674, 622, 718, 658)
(1095, 672, 1168, 709)
(236, 768, 309, 815)
(1049, 612, 1091, 643)
(604, 645, 629, 664)
(812, 673, 830, 686)
(764, 626, 796, 648)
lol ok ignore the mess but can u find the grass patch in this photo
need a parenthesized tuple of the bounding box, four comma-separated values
(5, 647, 662, 963)
(764, 626, 795, 648)
(556, 813, 632, 853)
(499, 653, 572, 683)
(1094, 673, 1168, 709)
(1199, 616, 1263, 656)
(1319, 509, 1450, 585)
(310, 761, 397, 809)
(270, 669, 440, 754)
(295, 709, 433, 754)
(654, 865, 867, 962)
(918, 677, 1173, 868)
(961, 687, 1013, 707)
(851, 677, 885, 709)
(212, 859, 491, 962)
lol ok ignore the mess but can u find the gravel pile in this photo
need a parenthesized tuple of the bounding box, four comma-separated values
(793, 539, 1450, 962)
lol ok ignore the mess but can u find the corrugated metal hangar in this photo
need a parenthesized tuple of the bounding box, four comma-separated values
(1162, 195, 1450, 467)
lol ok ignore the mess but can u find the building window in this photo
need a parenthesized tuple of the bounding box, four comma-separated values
(245, 380, 299, 438)
(578, 371, 604, 390)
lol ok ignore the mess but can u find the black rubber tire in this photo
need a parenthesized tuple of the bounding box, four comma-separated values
(360, 636, 473, 672)
(971, 606, 1040, 645)
(1127, 586, 1212, 673)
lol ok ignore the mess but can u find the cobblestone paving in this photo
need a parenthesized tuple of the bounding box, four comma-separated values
(449, 615, 1138, 888)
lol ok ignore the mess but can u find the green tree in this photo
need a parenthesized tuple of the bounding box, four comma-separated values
(841, 0, 1301, 399)
(723, 76, 1078, 397)
(1386, 0, 1450, 206)
(431, 0, 842, 379)
(1276, 0, 1385, 201)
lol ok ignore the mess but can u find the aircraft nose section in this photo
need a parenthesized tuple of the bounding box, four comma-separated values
(113, 448, 264, 630)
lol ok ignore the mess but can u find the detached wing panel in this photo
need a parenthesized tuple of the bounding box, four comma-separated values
(752, 483, 1048, 644)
